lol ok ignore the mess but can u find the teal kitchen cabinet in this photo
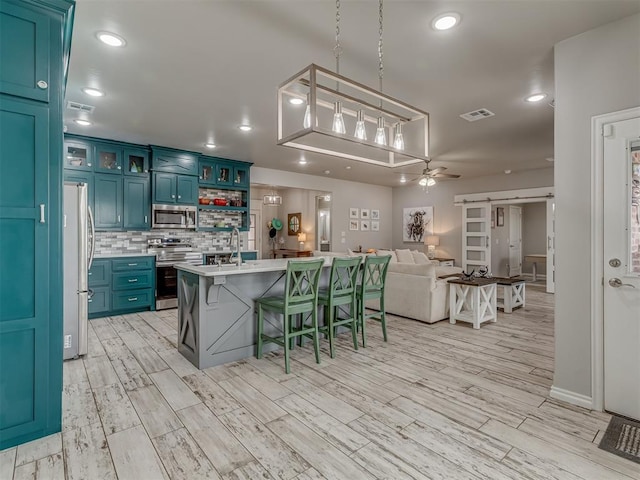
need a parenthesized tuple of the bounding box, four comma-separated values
(242, 251, 257, 261)
(63, 170, 94, 213)
(176, 175, 198, 204)
(0, 0, 74, 450)
(215, 162, 234, 187)
(198, 158, 216, 185)
(153, 172, 197, 205)
(123, 177, 150, 230)
(233, 163, 250, 188)
(94, 142, 123, 174)
(151, 146, 198, 175)
(63, 139, 93, 170)
(88, 259, 110, 316)
(94, 174, 123, 230)
(124, 148, 149, 176)
(0, 1, 50, 102)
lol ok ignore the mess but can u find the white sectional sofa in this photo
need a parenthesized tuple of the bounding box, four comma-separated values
(313, 249, 462, 324)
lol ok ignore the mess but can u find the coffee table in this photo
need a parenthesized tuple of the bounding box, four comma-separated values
(448, 277, 497, 329)
(493, 276, 526, 313)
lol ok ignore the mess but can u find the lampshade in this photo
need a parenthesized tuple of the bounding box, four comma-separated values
(297, 232, 307, 242)
(424, 235, 440, 246)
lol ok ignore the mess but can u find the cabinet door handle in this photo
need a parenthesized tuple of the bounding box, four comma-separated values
(178, 195, 181, 199)
(128, 297, 138, 302)
(117, 215, 121, 222)
(144, 215, 148, 224)
(117, 165, 121, 170)
(37, 80, 48, 89)
(171, 195, 175, 199)
(128, 263, 138, 266)
(39, 204, 45, 223)
(128, 278, 138, 283)
(88, 163, 92, 167)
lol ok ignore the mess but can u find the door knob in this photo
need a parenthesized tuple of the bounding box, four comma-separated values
(609, 258, 621, 267)
(609, 278, 636, 288)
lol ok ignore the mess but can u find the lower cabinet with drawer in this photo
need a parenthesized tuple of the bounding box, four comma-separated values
(89, 255, 155, 319)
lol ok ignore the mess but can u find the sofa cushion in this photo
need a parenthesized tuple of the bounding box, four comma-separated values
(388, 262, 436, 277)
(412, 251, 430, 264)
(376, 249, 397, 262)
(395, 249, 415, 263)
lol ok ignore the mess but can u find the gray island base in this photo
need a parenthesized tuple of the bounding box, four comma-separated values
(175, 258, 331, 369)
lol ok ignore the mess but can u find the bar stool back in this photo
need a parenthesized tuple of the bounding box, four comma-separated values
(356, 254, 391, 347)
(317, 256, 362, 358)
(256, 258, 324, 373)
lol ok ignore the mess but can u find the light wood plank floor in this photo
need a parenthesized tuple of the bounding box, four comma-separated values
(3, 285, 638, 480)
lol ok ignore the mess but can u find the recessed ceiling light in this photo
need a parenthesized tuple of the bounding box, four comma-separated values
(74, 119, 92, 126)
(289, 97, 304, 105)
(205, 143, 216, 149)
(345, 166, 351, 170)
(298, 158, 307, 165)
(96, 31, 126, 47)
(82, 87, 105, 97)
(546, 157, 554, 162)
(324, 170, 331, 175)
(238, 124, 252, 132)
(525, 93, 547, 103)
(504, 169, 512, 174)
(400, 177, 407, 183)
(432, 13, 460, 31)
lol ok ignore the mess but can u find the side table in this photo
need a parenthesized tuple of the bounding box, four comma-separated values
(493, 277, 526, 313)
(448, 277, 497, 329)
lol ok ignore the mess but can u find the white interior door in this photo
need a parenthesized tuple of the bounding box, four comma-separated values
(508, 206, 522, 276)
(546, 199, 555, 293)
(462, 203, 491, 273)
(603, 116, 640, 420)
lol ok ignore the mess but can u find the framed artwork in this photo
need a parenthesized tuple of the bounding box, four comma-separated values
(371, 221, 380, 231)
(288, 212, 301, 236)
(371, 209, 380, 220)
(361, 209, 370, 219)
(402, 206, 433, 242)
(497, 207, 505, 227)
(349, 207, 359, 219)
(349, 220, 359, 231)
(361, 220, 370, 231)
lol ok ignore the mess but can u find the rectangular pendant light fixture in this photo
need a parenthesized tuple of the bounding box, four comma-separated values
(277, 64, 430, 168)
(263, 194, 282, 206)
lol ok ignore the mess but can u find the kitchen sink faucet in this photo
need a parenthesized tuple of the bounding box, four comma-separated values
(229, 227, 242, 266)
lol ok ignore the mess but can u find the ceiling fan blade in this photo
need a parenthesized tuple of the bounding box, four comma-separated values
(428, 166, 447, 175)
(432, 173, 461, 179)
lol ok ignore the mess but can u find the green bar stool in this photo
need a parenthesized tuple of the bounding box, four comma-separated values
(256, 258, 324, 374)
(356, 255, 391, 348)
(317, 256, 362, 358)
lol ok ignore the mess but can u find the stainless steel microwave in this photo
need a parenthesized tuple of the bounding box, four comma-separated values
(152, 204, 197, 229)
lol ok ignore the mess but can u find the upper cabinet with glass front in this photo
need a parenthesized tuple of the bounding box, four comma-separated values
(124, 148, 149, 176)
(94, 143, 123, 174)
(64, 140, 93, 170)
(199, 156, 251, 189)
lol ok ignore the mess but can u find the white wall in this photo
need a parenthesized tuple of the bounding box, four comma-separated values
(252, 167, 393, 253)
(554, 14, 640, 398)
(392, 169, 554, 263)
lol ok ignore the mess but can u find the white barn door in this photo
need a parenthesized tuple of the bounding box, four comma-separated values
(462, 203, 491, 273)
(508, 206, 522, 276)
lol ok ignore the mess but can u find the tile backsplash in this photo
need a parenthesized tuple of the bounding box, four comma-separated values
(94, 230, 246, 255)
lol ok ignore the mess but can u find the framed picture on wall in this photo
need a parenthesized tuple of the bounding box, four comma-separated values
(497, 207, 505, 227)
(361, 220, 370, 231)
(371, 221, 380, 231)
(349, 220, 359, 231)
(349, 208, 359, 219)
(371, 209, 380, 220)
(361, 209, 370, 219)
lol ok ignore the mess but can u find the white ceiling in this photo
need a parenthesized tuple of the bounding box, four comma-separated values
(65, 0, 640, 186)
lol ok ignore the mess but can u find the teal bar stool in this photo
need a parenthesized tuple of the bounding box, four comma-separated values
(356, 255, 391, 347)
(256, 258, 324, 374)
(317, 256, 362, 358)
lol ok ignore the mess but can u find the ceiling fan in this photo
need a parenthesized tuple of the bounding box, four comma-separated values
(398, 158, 461, 186)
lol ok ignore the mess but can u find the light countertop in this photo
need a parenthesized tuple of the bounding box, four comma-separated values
(94, 252, 156, 258)
(175, 257, 330, 277)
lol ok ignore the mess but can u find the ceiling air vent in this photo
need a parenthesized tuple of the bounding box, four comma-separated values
(66, 101, 95, 113)
(460, 108, 495, 122)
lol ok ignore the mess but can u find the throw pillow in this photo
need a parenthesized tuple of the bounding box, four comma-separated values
(376, 249, 397, 262)
(395, 249, 415, 263)
(412, 251, 430, 264)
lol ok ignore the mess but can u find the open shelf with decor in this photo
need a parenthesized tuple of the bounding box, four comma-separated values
(197, 187, 249, 231)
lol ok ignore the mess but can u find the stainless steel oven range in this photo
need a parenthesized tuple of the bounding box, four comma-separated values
(148, 237, 202, 310)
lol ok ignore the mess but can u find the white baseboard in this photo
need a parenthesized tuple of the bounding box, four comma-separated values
(550, 385, 594, 409)
(522, 273, 547, 280)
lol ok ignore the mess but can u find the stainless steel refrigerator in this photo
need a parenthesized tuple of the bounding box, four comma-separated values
(63, 182, 95, 360)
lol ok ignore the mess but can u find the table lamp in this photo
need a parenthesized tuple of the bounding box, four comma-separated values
(424, 235, 440, 259)
(297, 232, 307, 251)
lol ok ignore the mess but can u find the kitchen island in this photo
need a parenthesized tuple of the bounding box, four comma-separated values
(174, 258, 331, 369)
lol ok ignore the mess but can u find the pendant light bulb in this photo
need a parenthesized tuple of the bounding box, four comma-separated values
(374, 117, 387, 146)
(332, 101, 346, 134)
(303, 94, 312, 129)
(354, 110, 367, 140)
(393, 123, 405, 150)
